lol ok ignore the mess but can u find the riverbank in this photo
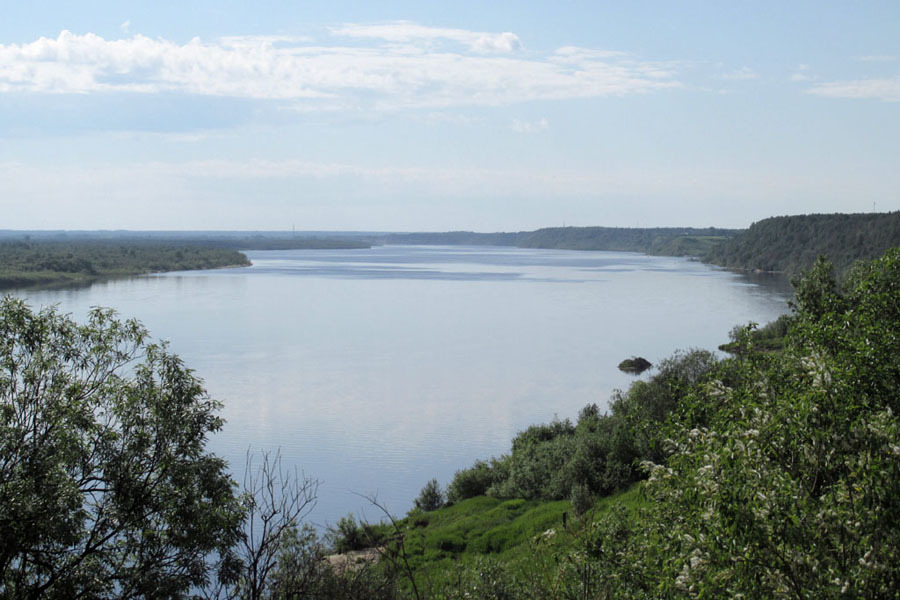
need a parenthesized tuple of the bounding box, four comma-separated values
(0, 241, 252, 291)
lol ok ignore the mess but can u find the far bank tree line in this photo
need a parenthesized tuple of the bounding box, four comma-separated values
(0, 235, 369, 290)
(0, 241, 250, 289)
(3, 211, 899, 292)
(379, 212, 900, 276)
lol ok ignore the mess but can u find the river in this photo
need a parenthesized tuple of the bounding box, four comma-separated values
(14, 245, 791, 527)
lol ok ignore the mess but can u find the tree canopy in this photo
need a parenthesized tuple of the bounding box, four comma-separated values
(705, 212, 900, 275)
(0, 241, 251, 290)
(0, 297, 244, 598)
(430, 248, 900, 598)
(580, 248, 900, 598)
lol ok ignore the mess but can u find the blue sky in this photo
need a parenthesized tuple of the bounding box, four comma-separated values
(1, 1, 898, 231)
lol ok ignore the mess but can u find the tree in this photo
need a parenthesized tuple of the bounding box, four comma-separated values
(0, 297, 245, 598)
(596, 249, 900, 598)
(413, 479, 444, 512)
(211, 451, 318, 600)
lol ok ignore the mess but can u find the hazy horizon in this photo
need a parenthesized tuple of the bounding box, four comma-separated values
(2, 1, 898, 231)
(1, 211, 895, 237)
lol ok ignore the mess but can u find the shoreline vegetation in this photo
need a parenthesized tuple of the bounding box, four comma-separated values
(0, 235, 371, 290)
(2, 211, 898, 291)
(371, 211, 900, 276)
(2, 218, 900, 596)
(318, 247, 900, 598)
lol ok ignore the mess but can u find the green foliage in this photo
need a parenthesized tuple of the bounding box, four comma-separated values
(488, 419, 577, 500)
(721, 313, 794, 354)
(7, 234, 898, 598)
(265, 522, 394, 600)
(517, 226, 739, 255)
(568, 482, 593, 517)
(446, 349, 718, 504)
(611, 349, 718, 462)
(377, 249, 900, 597)
(328, 514, 392, 554)
(414, 478, 446, 512)
(446, 459, 496, 503)
(597, 248, 900, 597)
(706, 211, 900, 275)
(653, 234, 732, 256)
(265, 524, 325, 598)
(0, 240, 251, 290)
(398, 495, 573, 569)
(361, 227, 738, 257)
(384, 486, 643, 598)
(0, 297, 244, 598)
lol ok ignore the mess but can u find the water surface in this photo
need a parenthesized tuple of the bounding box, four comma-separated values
(16, 245, 791, 526)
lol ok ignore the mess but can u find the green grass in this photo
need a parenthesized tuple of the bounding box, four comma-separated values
(385, 484, 645, 593)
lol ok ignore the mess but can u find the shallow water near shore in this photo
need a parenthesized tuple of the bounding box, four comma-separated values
(15, 245, 791, 527)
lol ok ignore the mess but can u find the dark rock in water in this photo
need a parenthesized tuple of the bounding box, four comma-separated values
(618, 356, 652, 374)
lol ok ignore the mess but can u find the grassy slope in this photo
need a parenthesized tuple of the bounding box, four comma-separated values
(390, 485, 644, 592)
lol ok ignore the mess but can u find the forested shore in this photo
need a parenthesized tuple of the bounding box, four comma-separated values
(3, 238, 899, 597)
(704, 211, 900, 275)
(379, 212, 900, 277)
(0, 241, 252, 290)
(0, 235, 370, 290)
(4, 211, 898, 291)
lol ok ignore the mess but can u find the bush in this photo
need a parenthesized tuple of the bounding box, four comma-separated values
(414, 478, 445, 512)
(327, 515, 390, 554)
(447, 459, 496, 503)
(604, 250, 900, 597)
(570, 483, 594, 517)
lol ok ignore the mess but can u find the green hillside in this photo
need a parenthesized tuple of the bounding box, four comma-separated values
(312, 246, 900, 599)
(373, 226, 739, 256)
(705, 211, 900, 275)
(517, 226, 739, 256)
(392, 486, 645, 597)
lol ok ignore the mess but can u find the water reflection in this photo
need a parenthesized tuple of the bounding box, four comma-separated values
(14, 246, 791, 527)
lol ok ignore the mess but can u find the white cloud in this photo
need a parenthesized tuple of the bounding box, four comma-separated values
(120, 20, 130, 33)
(552, 46, 628, 61)
(789, 64, 815, 82)
(807, 77, 900, 102)
(472, 31, 521, 53)
(721, 66, 758, 81)
(0, 27, 680, 109)
(511, 118, 548, 134)
(330, 21, 522, 53)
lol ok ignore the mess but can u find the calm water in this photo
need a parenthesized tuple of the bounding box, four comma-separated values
(15, 245, 791, 526)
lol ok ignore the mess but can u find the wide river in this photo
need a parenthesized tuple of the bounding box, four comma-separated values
(15, 245, 791, 527)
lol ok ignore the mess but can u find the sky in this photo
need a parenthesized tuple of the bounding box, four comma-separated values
(1, 1, 898, 232)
